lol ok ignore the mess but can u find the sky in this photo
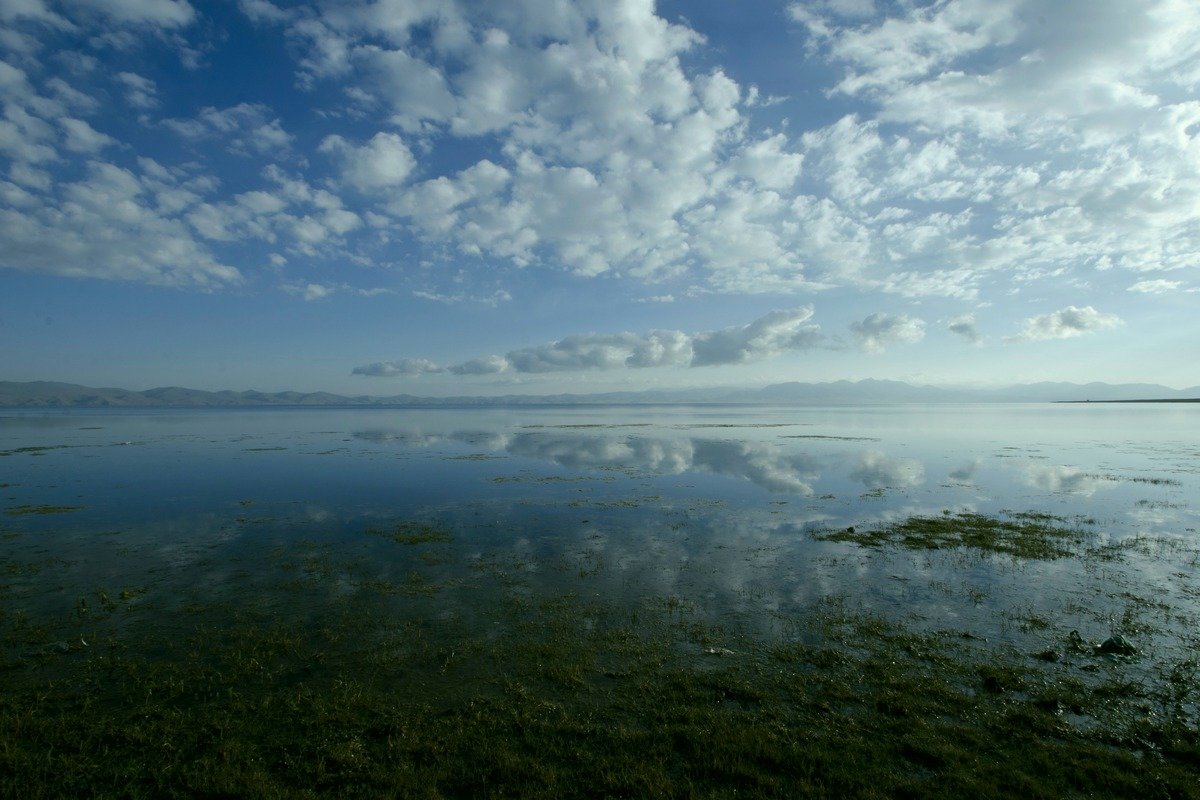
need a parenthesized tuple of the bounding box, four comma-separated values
(0, 0, 1198, 396)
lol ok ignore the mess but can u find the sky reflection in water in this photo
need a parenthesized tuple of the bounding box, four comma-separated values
(2, 404, 1198, 667)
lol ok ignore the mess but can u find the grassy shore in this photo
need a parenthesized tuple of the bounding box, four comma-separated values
(2, 514, 1198, 798)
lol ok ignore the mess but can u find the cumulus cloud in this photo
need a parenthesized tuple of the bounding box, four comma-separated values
(5, 0, 1199, 323)
(691, 307, 822, 366)
(164, 103, 293, 156)
(1007, 305, 1122, 342)
(185, 166, 362, 256)
(781, 0, 1200, 299)
(352, 358, 444, 377)
(273, 1, 817, 290)
(288, 282, 334, 302)
(850, 312, 925, 353)
(353, 307, 824, 378)
(947, 313, 982, 344)
(448, 356, 509, 375)
(0, 159, 241, 287)
(320, 132, 416, 192)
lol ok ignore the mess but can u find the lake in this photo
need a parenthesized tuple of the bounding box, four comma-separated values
(2, 404, 1198, 796)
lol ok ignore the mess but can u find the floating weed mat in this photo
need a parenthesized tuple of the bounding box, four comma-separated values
(814, 510, 1096, 559)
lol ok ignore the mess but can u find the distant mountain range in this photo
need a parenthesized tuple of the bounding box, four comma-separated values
(1, 379, 1197, 408)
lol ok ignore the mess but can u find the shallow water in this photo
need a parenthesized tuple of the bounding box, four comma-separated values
(2, 403, 1198, 671)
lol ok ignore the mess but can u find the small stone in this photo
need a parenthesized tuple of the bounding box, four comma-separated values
(1036, 649, 1060, 662)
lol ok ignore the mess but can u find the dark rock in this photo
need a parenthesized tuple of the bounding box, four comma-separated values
(1098, 635, 1137, 656)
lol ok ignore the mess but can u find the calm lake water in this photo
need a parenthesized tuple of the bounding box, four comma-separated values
(3, 403, 1199, 671)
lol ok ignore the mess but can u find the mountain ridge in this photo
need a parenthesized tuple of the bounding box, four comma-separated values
(1, 379, 1197, 408)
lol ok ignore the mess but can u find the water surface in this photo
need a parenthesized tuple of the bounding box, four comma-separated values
(3, 404, 1197, 659)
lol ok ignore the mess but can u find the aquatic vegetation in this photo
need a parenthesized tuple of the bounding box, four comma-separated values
(779, 434, 880, 441)
(367, 521, 454, 545)
(0, 445, 74, 456)
(4, 504, 83, 516)
(1, 549, 1196, 799)
(814, 511, 1095, 559)
(1081, 472, 1183, 486)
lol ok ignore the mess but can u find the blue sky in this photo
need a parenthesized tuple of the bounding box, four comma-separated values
(1, 0, 1197, 395)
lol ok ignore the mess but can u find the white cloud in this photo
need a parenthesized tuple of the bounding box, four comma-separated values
(1008, 305, 1123, 342)
(352, 358, 444, 377)
(5, 0, 1198, 317)
(0, 159, 241, 287)
(412, 288, 511, 306)
(164, 103, 293, 156)
(300, 282, 333, 301)
(237, 0, 291, 24)
(60, 117, 115, 152)
(779, 0, 1200, 299)
(1127, 278, 1182, 294)
(353, 306, 824, 378)
(691, 306, 821, 367)
(0, 93, 58, 163)
(320, 132, 416, 192)
(0, 0, 73, 29)
(282, 280, 396, 301)
(448, 355, 509, 376)
(281, 1, 814, 291)
(850, 312, 925, 353)
(80, 0, 195, 28)
(8, 160, 49, 190)
(116, 71, 157, 108)
(184, 167, 362, 256)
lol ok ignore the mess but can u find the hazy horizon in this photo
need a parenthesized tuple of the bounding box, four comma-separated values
(4, 375, 1199, 404)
